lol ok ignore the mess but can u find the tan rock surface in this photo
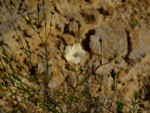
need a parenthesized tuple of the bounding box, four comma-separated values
(0, 0, 150, 112)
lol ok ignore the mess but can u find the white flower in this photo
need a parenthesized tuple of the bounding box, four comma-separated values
(65, 43, 86, 64)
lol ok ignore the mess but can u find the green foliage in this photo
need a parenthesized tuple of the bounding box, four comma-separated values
(110, 69, 117, 80)
(130, 17, 138, 28)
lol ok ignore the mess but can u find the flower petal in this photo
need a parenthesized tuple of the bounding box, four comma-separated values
(65, 54, 74, 61)
(72, 56, 80, 64)
(72, 43, 81, 54)
(65, 46, 73, 55)
(77, 50, 86, 58)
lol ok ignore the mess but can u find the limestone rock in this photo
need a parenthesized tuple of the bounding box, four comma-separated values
(0, 0, 150, 112)
(148, 0, 150, 5)
(129, 27, 150, 61)
(90, 19, 127, 59)
(129, 0, 137, 5)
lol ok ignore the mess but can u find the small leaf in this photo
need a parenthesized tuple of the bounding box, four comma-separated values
(37, 5, 40, 12)
(56, 40, 61, 50)
(17, 25, 22, 31)
(20, 47, 24, 50)
(134, 90, 140, 101)
(109, 57, 112, 61)
(76, 20, 81, 30)
(29, 65, 37, 75)
(51, 11, 55, 15)
(110, 69, 116, 80)
(99, 39, 102, 44)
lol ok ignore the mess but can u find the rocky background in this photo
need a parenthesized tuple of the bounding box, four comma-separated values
(0, 0, 150, 112)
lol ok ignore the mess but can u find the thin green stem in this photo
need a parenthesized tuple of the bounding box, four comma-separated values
(7, 5, 24, 47)
(67, 85, 77, 113)
(45, 12, 54, 42)
(99, 103, 114, 113)
(114, 77, 119, 102)
(67, 64, 78, 113)
(37, 0, 40, 34)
